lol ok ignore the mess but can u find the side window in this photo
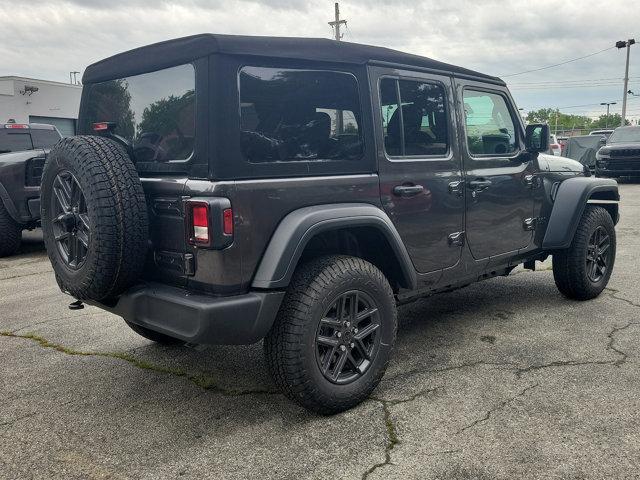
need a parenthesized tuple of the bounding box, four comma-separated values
(239, 67, 363, 163)
(463, 90, 518, 156)
(380, 78, 449, 158)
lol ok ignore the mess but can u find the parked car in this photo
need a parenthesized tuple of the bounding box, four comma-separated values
(590, 129, 615, 140)
(549, 133, 562, 156)
(40, 34, 619, 414)
(595, 125, 640, 178)
(557, 135, 569, 155)
(0, 123, 61, 256)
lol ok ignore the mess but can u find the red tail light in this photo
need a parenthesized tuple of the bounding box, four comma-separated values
(92, 122, 116, 132)
(4, 124, 29, 129)
(186, 199, 233, 249)
(190, 203, 210, 246)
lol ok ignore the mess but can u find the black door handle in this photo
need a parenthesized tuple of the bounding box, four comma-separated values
(468, 179, 492, 191)
(393, 184, 424, 197)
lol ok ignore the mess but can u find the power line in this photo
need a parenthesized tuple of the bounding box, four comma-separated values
(500, 46, 616, 77)
(510, 81, 640, 90)
(508, 76, 640, 86)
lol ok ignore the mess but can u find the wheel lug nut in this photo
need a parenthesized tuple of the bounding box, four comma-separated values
(350, 342, 355, 348)
(336, 332, 342, 338)
(353, 328, 358, 334)
(340, 345, 346, 351)
(346, 321, 351, 327)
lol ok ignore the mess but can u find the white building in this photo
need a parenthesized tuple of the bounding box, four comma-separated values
(0, 76, 82, 136)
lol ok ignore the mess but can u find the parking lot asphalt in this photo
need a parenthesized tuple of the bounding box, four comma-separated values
(1, 184, 639, 480)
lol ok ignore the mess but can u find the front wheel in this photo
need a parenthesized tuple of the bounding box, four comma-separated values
(553, 206, 616, 300)
(264, 255, 397, 414)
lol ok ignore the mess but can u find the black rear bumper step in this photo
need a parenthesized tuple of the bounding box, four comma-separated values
(90, 283, 285, 345)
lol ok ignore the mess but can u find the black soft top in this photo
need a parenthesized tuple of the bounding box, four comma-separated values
(82, 33, 503, 85)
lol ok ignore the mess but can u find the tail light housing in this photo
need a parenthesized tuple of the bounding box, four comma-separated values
(186, 198, 233, 249)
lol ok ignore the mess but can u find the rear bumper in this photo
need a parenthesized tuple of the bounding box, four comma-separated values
(91, 283, 285, 345)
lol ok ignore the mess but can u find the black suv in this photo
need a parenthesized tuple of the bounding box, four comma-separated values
(0, 123, 61, 256)
(596, 125, 640, 178)
(40, 34, 619, 414)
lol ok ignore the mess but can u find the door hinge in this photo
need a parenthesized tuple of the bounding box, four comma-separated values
(448, 231, 465, 247)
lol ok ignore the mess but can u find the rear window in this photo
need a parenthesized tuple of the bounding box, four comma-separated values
(239, 67, 363, 163)
(80, 64, 195, 171)
(0, 130, 33, 153)
(31, 129, 61, 149)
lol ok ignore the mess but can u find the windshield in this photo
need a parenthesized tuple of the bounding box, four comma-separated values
(608, 127, 640, 144)
(80, 64, 196, 173)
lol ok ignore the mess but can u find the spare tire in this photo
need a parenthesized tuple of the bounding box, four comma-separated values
(41, 136, 148, 301)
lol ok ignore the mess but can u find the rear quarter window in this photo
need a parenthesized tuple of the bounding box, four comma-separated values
(239, 67, 363, 164)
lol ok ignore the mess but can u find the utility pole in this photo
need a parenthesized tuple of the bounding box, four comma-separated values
(328, 3, 347, 133)
(554, 108, 559, 135)
(328, 3, 347, 42)
(600, 102, 616, 128)
(616, 38, 635, 126)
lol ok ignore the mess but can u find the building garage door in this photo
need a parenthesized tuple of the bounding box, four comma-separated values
(29, 116, 76, 137)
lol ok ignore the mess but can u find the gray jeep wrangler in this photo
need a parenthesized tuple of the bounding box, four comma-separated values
(41, 34, 619, 414)
(0, 122, 61, 256)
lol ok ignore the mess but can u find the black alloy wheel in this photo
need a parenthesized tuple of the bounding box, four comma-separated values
(315, 290, 381, 385)
(50, 171, 90, 270)
(585, 225, 611, 283)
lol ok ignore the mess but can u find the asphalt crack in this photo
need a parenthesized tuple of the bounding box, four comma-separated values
(605, 288, 640, 308)
(456, 383, 539, 434)
(0, 331, 279, 397)
(606, 322, 639, 366)
(362, 387, 441, 480)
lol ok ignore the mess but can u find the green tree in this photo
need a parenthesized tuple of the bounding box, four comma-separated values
(525, 108, 593, 131)
(590, 114, 631, 129)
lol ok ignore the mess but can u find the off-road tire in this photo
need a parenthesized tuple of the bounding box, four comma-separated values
(124, 321, 185, 346)
(264, 255, 397, 415)
(41, 136, 148, 301)
(0, 202, 21, 257)
(553, 205, 616, 300)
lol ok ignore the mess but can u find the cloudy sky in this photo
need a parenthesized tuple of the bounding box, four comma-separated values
(1, 0, 639, 122)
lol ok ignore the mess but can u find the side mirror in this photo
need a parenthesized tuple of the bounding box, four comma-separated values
(525, 124, 549, 153)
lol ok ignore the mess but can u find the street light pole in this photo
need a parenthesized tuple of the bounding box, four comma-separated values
(600, 102, 616, 128)
(616, 39, 636, 126)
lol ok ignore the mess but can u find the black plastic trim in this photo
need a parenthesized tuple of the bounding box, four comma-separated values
(90, 282, 285, 345)
(542, 177, 619, 249)
(251, 203, 417, 290)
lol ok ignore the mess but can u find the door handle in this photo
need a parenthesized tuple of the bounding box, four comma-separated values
(393, 184, 424, 197)
(467, 179, 492, 191)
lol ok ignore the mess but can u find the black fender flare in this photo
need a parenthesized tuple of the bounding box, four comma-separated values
(542, 177, 619, 249)
(0, 181, 21, 223)
(251, 203, 417, 290)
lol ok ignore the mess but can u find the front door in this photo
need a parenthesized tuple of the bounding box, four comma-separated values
(371, 67, 464, 274)
(457, 83, 535, 259)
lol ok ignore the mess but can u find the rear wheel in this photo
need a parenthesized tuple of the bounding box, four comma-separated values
(0, 202, 21, 257)
(264, 255, 397, 414)
(553, 206, 616, 300)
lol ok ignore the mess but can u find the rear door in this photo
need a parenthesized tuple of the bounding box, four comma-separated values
(371, 66, 464, 274)
(456, 81, 535, 259)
